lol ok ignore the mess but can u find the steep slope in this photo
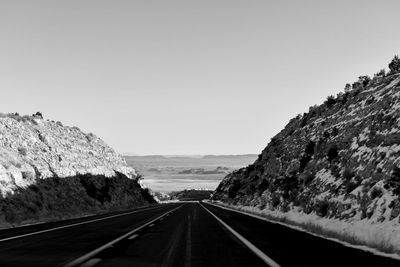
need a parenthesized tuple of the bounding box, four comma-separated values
(213, 65, 400, 253)
(0, 114, 155, 227)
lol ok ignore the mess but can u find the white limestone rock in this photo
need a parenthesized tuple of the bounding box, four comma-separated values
(0, 116, 136, 197)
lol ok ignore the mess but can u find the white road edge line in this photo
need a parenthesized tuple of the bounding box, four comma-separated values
(0, 205, 165, 243)
(200, 203, 281, 267)
(63, 205, 183, 267)
(204, 201, 400, 261)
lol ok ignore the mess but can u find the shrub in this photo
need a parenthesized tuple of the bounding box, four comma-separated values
(257, 179, 269, 192)
(358, 75, 371, 88)
(366, 96, 375, 105)
(370, 187, 383, 199)
(315, 199, 330, 217)
(270, 193, 280, 208)
(325, 95, 336, 108)
(385, 165, 400, 195)
(299, 141, 315, 172)
(344, 83, 352, 92)
(32, 112, 43, 119)
(228, 179, 241, 199)
(352, 81, 362, 90)
(345, 181, 358, 193)
(330, 164, 341, 178)
(305, 140, 315, 155)
(375, 69, 386, 77)
(17, 147, 27, 156)
(299, 172, 315, 185)
(388, 55, 400, 74)
(342, 168, 354, 181)
(341, 92, 350, 104)
(327, 144, 339, 161)
(331, 127, 339, 136)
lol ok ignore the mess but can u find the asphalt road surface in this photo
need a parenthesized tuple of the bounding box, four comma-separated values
(0, 202, 399, 267)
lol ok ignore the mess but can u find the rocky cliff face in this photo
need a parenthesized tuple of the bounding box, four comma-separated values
(0, 114, 155, 227)
(213, 70, 400, 252)
(0, 115, 135, 196)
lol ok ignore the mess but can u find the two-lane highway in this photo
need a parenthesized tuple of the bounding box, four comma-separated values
(0, 202, 399, 267)
(85, 202, 269, 267)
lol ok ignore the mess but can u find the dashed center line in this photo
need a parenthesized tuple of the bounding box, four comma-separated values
(80, 258, 102, 267)
(128, 234, 139, 240)
(64, 205, 183, 267)
(148, 224, 155, 227)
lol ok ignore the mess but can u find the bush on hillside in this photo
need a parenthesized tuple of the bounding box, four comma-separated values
(325, 95, 336, 108)
(327, 144, 339, 161)
(385, 165, 400, 195)
(18, 147, 27, 156)
(389, 55, 400, 74)
(342, 168, 354, 181)
(358, 76, 371, 88)
(32, 112, 43, 119)
(314, 199, 330, 217)
(375, 69, 386, 77)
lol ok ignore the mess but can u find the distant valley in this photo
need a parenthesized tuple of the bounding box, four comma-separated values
(124, 154, 257, 193)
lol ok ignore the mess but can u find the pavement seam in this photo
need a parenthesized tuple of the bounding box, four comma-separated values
(199, 203, 281, 267)
(63, 205, 184, 267)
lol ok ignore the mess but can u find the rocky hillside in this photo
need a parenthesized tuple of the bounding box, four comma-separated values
(0, 113, 155, 227)
(213, 57, 400, 253)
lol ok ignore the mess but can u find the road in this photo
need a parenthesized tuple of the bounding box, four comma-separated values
(0, 202, 399, 267)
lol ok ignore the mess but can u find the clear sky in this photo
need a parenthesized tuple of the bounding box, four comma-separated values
(1, 0, 399, 155)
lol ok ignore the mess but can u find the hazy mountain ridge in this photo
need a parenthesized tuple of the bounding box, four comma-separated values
(213, 64, 400, 253)
(125, 154, 258, 192)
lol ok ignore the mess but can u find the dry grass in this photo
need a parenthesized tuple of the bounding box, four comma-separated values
(212, 201, 400, 256)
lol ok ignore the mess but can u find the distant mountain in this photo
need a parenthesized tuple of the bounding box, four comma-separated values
(213, 57, 400, 254)
(125, 154, 258, 161)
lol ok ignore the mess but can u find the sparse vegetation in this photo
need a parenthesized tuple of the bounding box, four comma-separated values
(358, 75, 371, 88)
(389, 55, 400, 74)
(325, 95, 336, 108)
(327, 144, 339, 161)
(314, 199, 330, 217)
(17, 147, 27, 156)
(0, 112, 41, 125)
(0, 173, 155, 228)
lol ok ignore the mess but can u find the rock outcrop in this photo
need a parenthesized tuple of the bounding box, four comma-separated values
(213, 63, 400, 253)
(0, 114, 155, 227)
(0, 115, 135, 196)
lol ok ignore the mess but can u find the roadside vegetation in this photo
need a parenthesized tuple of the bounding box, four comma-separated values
(212, 201, 400, 256)
(0, 173, 156, 228)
